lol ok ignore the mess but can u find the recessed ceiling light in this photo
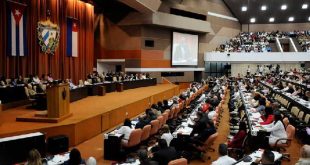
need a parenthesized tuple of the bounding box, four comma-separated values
(241, 6, 247, 11)
(261, 5, 267, 11)
(288, 17, 294, 22)
(250, 18, 256, 23)
(269, 17, 275, 22)
(281, 5, 287, 10)
(302, 4, 308, 9)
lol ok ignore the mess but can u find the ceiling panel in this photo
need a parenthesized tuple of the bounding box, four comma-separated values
(223, 0, 310, 24)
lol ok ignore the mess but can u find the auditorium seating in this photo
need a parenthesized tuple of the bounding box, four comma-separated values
(122, 129, 142, 148)
(274, 124, 296, 161)
(216, 30, 310, 52)
(140, 125, 151, 142)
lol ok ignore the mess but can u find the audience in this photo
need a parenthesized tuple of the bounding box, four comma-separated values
(260, 107, 274, 125)
(137, 149, 158, 165)
(160, 124, 173, 147)
(265, 111, 287, 146)
(86, 157, 96, 165)
(64, 148, 85, 165)
(211, 144, 236, 165)
(117, 118, 133, 145)
(25, 149, 42, 165)
(152, 139, 178, 165)
(227, 121, 247, 149)
(251, 150, 275, 165)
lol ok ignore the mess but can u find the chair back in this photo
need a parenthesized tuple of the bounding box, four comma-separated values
(283, 117, 289, 128)
(162, 111, 169, 124)
(174, 106, 181, 118)
(202, 132, 218, 151)
(141, 125, 151, 141)
(304, 114, 310, 124)
(157, 116, 164, 128)
(150, 120, 160, 135)
(124, 129, 142, 148)
(291, 106, 299, 117)
(169, 107, 175, 119)
(297, 111, 304, 120)
(286, 124, 295, 140)
(168, 158, 188, 165)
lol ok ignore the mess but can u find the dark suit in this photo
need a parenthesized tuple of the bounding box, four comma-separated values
(152, 147, 178, 165)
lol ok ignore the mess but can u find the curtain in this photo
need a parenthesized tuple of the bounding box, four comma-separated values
(0, 0, 94, 83)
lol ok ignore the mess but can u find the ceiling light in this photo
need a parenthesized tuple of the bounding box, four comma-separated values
(250, 18, 256, 23)
(261, 5, 267, 11)
(302, 4, 308, 9)
(281, 5, 287, 10)
(288, 17, 294, 22)
(241, 6, 247, 11)
(269, 17, 275, 22)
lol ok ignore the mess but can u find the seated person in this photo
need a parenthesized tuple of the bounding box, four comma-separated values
(33, 75, 41, 84)
(251, 149, 275, 165)
(84, 78, 91, 85)
(64, 148, 85, 165)
(47, 73, 53, 83)
(16, 75, 25, 85)
(86, 157, 96, 165)
(265, 111, 287, 146)
(66, 79, 77, 90)
(260, 107, 274, 125)
(0, 76, 7, 86)
(228, 121, 247, 149)
(26, 83, 37, 97)
(152, 139, 178, 165)
(190, 111, 208, 136)
(162, 100, 170, 111)
(151, 104, 161, 117)
(135, 109, 155, 129)
(252, 98, 266, 113)
(201, 99, 211, 113)
(296, 144, 310, 165)
(211, 144, 236, 165)
(191, 120, 216, 147)
(157, 101, 164, 113)
(117, 118, 133, 145)
(25, 149, 43, 165)
(137, 149, 159, 165)
(160, 125, 173, 147)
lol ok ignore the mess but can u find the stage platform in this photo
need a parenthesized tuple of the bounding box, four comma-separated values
(0, 84, 179, 146)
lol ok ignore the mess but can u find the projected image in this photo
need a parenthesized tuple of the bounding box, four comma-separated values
(172, 32, 198, 66)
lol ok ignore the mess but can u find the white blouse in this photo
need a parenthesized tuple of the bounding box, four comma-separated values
(265, 121, 287, 145)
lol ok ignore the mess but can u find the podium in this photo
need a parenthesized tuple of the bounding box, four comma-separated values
(46, 84, 71, 118)
(16, 84, 72, 123)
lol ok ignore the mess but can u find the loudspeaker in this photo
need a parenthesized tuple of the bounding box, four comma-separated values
(145, 40, 154, 47)
(47, 135, 69, 154)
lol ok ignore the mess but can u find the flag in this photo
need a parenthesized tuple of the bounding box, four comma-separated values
(67, 18, 79, 57)
(7, 1, 27, 56)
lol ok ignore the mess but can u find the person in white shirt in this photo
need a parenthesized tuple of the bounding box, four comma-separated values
(160, 125, 174, 147)
(212, 144, 236, 165)
(117, 118, 133, 145)
(265, 111, 287, 146)
(33, 75, 41, 84)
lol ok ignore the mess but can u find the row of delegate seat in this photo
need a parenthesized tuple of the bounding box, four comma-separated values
(122, 86, 208, 149)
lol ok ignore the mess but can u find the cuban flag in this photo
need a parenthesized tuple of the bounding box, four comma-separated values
(67, 18, 79, 57)
(7, 1, 27, 56)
